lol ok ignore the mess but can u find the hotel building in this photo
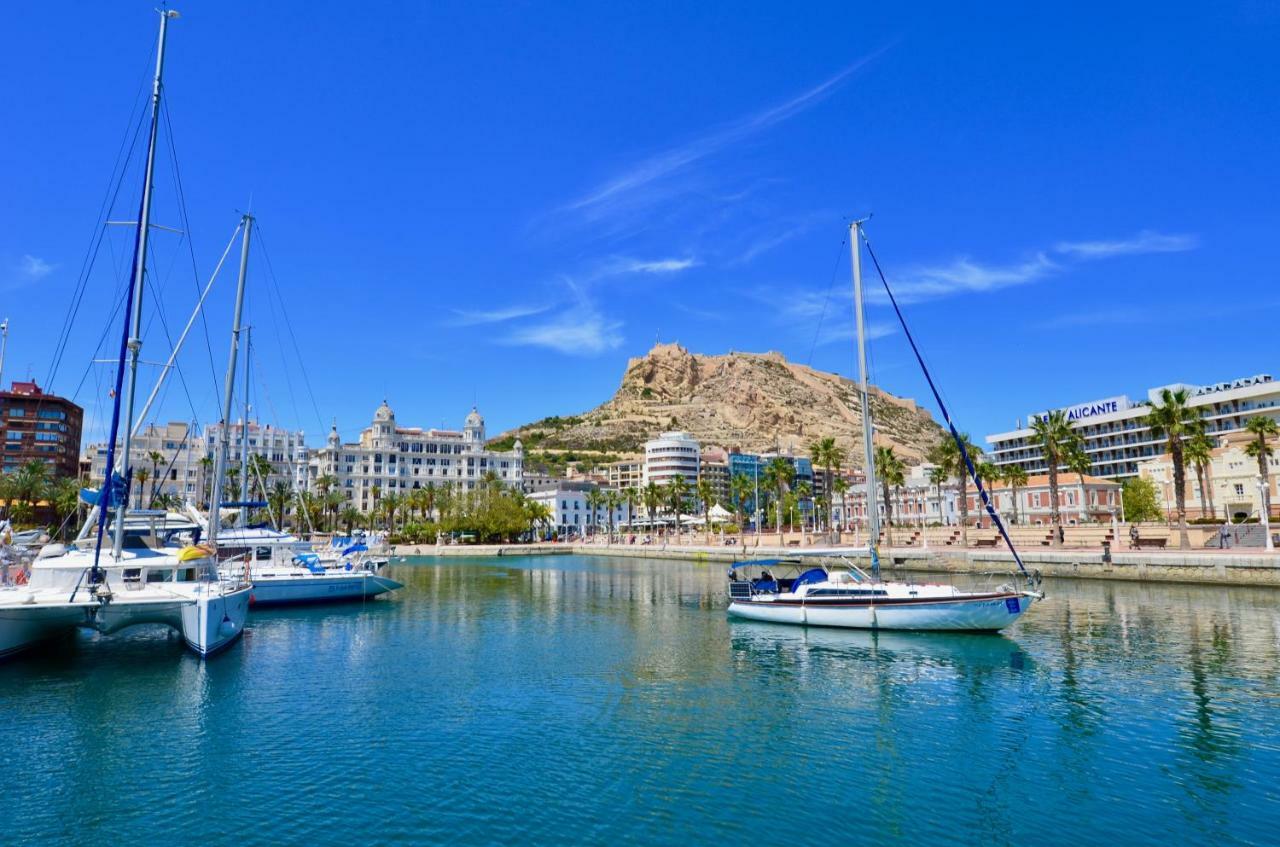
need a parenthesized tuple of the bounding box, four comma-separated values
(309, 403, 524, 513)
(87, 421, 208, 506)
(527, 481, 632, 539)
(204, 420, 309, 493)
(2, 380, 83, 478)
(642, 431, 700, 486)
(987, 374, 1280, 480)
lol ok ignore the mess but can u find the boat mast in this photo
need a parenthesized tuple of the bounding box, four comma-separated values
(209, 214, 253, 547)
(112, 8, 179, 558)
(238, 326, 252, 527)
(850, 220, 881, 568)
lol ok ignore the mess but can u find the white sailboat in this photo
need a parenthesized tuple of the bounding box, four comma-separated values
(0, 10, 251, 659)
(727, 220, 1043, 632)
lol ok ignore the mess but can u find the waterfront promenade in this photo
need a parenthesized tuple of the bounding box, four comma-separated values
(393, 534, 1280, 587)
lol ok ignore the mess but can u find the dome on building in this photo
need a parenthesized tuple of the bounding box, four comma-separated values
(374, 400, 394, 422)
(513, 438, 523, 454)
(465, 406, 484, 428)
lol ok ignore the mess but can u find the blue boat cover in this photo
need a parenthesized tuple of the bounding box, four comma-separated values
(80, 473, 127, 507)
(342, 542, 368, 555)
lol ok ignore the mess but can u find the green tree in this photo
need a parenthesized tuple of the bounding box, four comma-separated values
(730, 473, 753, 535)
(339, 505, 361, 533)
(381, 493, 402, 532)
(832, 476, 849, 531)
(933, 434, 982, 547)
(695, 476, 715, 544)
(642, 481, 664, 535)
(1146, 388, 1201, 549)
(763, 457, 795, 535)
(604, 489, 621, 540)
(1002, 464, 1028, 525)
(584, 488, 604, 538)
(809, 437, 845, 532)
(147, 450, 165, 507)
(874, 445, 904, 544)
(1065, 444, 1093, 524)
(133, 467, 150, 510)
(666, 475, 691, 539)
(1244, 415, 1278, 526)
(1030, 410, 1081, 545)
(268, 481, 292, 530)
(1182, 427, 1215, 521)
(1122, 477, 1163, 523)
(199, 455, 214, 506)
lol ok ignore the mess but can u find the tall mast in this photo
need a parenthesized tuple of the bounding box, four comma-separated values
(111, 8, 179, 558)
(238, 327, 252, 526)
(209, 213, 253, 546)
(850, 220, 880, 563)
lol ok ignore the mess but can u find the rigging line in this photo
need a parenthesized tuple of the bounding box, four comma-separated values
(69, 275, 132, 405)
(161, 98, 221, 396)
(131, 221, 243, 437)
(46, 68, 153, 392)
(255, 225, 325, 430)
(257, 246, 304, 427)
(859, 230, 1028, 578)
(140, 242, 203, 434)
(805, 232, 848, 367)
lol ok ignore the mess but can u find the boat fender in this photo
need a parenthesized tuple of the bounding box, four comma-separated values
(37, 543, 67, 559)
(219, 614, 239, 638)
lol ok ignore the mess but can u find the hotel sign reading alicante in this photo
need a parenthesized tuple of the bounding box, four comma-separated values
(1031, 396, 1132, 425)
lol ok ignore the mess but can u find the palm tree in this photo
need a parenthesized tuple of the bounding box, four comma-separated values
(809, 437, 845, 533)
(666, 475, 691, 540)
(382, 492, 402, 532)
(50, 476, 81, 540)
(1003, 464, 1028, 525)
(874, 445, 905, 544)
(1183, 428, 1215, 521)
(794, 480, 813, 536)
(1146, 388, 1201, 549)
(696, 476, 715, 544)
(604, 489, 621, 541)
(524, 499, 552, 540)
(147, 450, 164, 507)
(268, 481, 292, 530)
(198, 455, 214, 507)
(622, 485, 639, 535)
(133, 467, 150, 510)
(423, 480, 438, 521)
(1245, 415, 1279, 527)
(934, 434, 982, 547)
(763, 457, 794, 537)
(975, 460, 1001, 528)
(642, 481, 663, 535)
(926, 463, 948, 526)
(339, 505, 361, 534)
(831, 476, 849, 531)
(584, 488, 604, 538)
(1030, 410, 1079, 545)
(730, 473, 753, 535)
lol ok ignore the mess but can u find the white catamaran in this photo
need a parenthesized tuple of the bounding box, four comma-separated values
(0, 10, 252, 659)
(727, 220, 1043, 632)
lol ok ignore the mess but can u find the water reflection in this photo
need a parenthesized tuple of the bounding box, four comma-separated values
(1, 555, 1278, 846)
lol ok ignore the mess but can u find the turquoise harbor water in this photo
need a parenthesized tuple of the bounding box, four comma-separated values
(2, 554, 1279, 845)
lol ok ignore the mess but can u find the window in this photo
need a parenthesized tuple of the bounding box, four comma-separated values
(1235, 484, 1245, 497)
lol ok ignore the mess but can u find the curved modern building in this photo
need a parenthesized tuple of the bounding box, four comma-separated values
(643, 431, 700, 487)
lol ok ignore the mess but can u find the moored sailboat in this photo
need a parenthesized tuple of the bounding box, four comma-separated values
(727, 220, 1042, 632)
(0, 9, 251, 659)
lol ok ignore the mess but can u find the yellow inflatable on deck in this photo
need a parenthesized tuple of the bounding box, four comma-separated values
(178, 544, 215, 562)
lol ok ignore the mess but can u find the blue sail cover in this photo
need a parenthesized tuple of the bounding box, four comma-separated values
(81, 473, 127, 507)
(341, 542, 368, 555)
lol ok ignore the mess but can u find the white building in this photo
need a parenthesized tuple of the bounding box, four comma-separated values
(1138, 430, 1280, 521)
(205, 419, 309, 494)
(987, 374, 1280, 480)
(86, 421, 208, 507)
(309, 403, 523, 513)
(527, 482, 631, 539)
(643, 431, 700, 487)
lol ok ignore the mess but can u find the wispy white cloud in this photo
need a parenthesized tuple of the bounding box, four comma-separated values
(813, 321, 898, 347)
(870, 253, 1057, 305)
(19, 254, 53, 280)
(559, 49, 889, 223)
(599, 256, 699, 276)
(1053, 230, 1199, 259)
(732, 225, 809, 266)
(503, 312, 623, 355)
(448, 304, 549, 326)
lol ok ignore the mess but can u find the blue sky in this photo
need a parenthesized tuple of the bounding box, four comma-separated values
(3, 2, 1277, 450)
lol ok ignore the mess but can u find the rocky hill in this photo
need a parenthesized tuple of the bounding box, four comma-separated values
(493, 343, 944, 465)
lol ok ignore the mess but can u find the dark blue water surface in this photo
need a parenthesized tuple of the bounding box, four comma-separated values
(3, 555, 1279, 845)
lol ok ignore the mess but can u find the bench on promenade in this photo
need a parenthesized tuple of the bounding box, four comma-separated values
(786, 540, 801, 547)
(1133, 537, 1168, 550)
(973, 537, 1000, 548)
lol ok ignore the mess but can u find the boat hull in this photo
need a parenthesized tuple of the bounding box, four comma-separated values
(727, 592, 1036, 632)
(0, 596, 89, 659)
(180, 587, 251, 656)
(247, 574, 402, 607)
